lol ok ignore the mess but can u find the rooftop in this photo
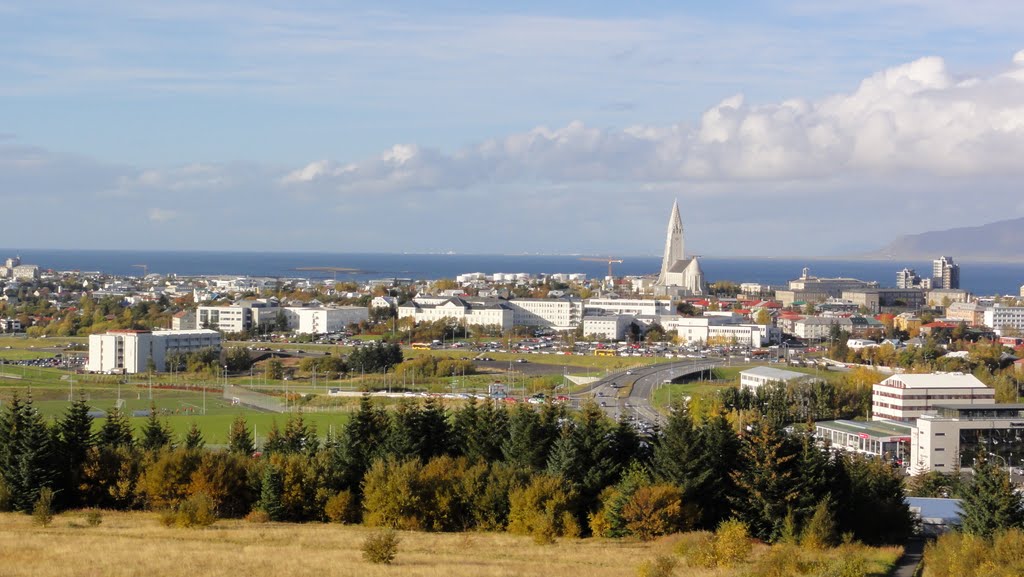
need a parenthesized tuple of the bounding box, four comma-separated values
(816, 419, 913, 439)
(740, 366, 810, 381)
(880, 373, 988, 389)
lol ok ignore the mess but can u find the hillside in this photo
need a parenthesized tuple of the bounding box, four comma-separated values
(868, 217, 1024, 261)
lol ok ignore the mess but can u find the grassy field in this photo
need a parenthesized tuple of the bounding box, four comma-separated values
(0, 512, 902, 577)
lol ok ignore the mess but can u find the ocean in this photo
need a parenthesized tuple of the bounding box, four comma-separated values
(2, 249, 1023, 296)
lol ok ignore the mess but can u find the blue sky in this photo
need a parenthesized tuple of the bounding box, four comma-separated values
(3, 1, 1024, 256)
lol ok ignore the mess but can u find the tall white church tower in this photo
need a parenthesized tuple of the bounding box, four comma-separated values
(655, 199, 705, 295)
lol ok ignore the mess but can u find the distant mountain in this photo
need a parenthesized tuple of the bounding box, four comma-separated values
(868, 217, 1024, 261)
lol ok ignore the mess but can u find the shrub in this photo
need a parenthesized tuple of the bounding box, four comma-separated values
(324, 490, 356, 524)
(507, 475, 578, 542)
(621, 484, 686, 541)
(817, 555, 867, 577)
(162, 492, 218, 528)
(714, 519, 752, 567)
(636, 555, 677, 577)
(362, 529, 401, 564)
(85, 510, 103, 527)
(32, 488, 55, 527)
(244, 509, 271, 524)
(801, 499, 838, 550)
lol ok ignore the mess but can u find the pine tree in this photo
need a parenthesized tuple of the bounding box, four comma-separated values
(257, 465, 284, 521)
(335, 394, 389, 492)
(416, 396, 451, 461)
(696, 412, 741, 529)
(55, 397, 95, 508)
(837, 452, 914, 544)
(98, 407, 134, 449)
(471, 401, 508, 463)
(652, 401, 708, 501)
(183, 422, 205, 451)
(729, 415, 799, 542)
(791, 428, 831, 525)
(262, 420, 286, 454)
(5, 395, 58, 512)
(283, 413, 317, 454)
(0, 394, 27, 506)
(610, 414, 644, 472)
(959, 453, 1024, 538)
(227, 415, 255, 456)
(140, 405, 173, 452)
(503, 405, 546, 470)
(450, 398, 479, 459)
(385, 401, 421, 460)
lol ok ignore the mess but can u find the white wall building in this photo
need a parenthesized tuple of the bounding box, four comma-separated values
(984, 305, 1024, 337)
(292, 306, 368, 334)
(586, 298, 674, 317)
(87, 329, 221, 374)
(909, 404, 1024, 474)
(583, 314, 634, 340)
(872, 373, 995, 423)
(507, 298, 583, 331)
(739, 366, 812, 393)
(398, 297, 513, 332)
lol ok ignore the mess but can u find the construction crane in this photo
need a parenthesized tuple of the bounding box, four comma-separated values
(132, 264, 148, 277)
(578, 256, 624, 278)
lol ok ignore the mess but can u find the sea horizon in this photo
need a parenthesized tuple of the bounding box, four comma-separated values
(2, 248, 1022, 297)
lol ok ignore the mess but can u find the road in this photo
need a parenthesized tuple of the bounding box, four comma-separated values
(576, 358, 725, 426)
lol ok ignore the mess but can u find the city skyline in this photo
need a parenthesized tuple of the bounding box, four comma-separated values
(3, 2, 1024, 256)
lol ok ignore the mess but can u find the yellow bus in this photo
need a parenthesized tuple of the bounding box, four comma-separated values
(411, 342, 432, 350)
(594, 348, 616, 357)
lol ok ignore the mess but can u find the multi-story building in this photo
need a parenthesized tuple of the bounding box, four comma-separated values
(291, 306, 368, 335)
(932, 256, 960, 290)
(896, 268, 924, 289)
(87, 329, 221, 374)
(872, 373, 995, 423)
(197, 300, 281, 333)
(944, 302, 986, 326)
(507, 298, 583, 331)
(926, 288, 972, 307)
(582, 314, 634, 340)
(0, 318, 22, 332)
(585, 298, 674, 317)
(12, 264, 40, 281)
(984, 304, 1024, 337)
(841, 288, 925, 313)
(909, 403, 1024, 473)
(398, 297, 513, 332)
(171, 310, 196, 330)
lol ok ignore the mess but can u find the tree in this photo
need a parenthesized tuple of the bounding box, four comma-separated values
(227, 415, 255, 455)
(959, 453, 1024, 538)
(652, 401, 707, 507)
(140, 405, 173, 452)
(54, 397, 95, 508)
(729, 415, 799, 542)
(224, 347, 253, 372)
(265, 359, 284, 381)
(0, 394, 58, 512)
(183, 422, 205, 451)
(754, 309, 771, 326)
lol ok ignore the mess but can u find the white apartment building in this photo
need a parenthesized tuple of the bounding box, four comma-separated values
(585, 298, 674, 317)
(739, 366, 812, 393)
(984, 305, 1024, 337)
(872, 373, 995, 423)
(507, 298, 583, 331)
(12, 264, 40, 281)
(660, 315, 773, 347)
(87, 329, 221, 374)
(292, 306, 368, 334)
(909, 404, 1024, 474)
(398, 297, 513, 332)
(583, 314, 634, 340)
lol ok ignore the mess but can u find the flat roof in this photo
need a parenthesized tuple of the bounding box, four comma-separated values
(816, 419, 913, 439)
(880, 373, 988, 389)
(740, 366, 809, 381)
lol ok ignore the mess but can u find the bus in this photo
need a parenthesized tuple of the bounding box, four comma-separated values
(594, 348, 617, 357)
(411, 342, 432, 350)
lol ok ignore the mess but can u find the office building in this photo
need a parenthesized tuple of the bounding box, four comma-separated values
(87, 329, 221, 374)
(872, 373, 994, 423)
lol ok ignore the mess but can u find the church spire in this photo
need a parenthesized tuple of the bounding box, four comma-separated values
(657, 199, 684, 285)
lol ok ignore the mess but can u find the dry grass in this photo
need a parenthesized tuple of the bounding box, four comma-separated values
(0, 511, 659, 577)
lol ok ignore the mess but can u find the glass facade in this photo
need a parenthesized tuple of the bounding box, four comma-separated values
(957, 427, 1024, 469)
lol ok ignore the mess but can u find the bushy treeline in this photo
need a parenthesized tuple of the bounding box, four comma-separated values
(0, 392, 913, 545)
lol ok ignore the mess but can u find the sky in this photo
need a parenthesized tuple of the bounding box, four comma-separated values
(3, 1, 1024, 257)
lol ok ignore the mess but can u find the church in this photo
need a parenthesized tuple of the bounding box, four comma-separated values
(654, 200, 706, 296)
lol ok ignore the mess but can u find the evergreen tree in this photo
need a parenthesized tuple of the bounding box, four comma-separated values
(335, 394, 389, 492)
(450, 397, 479, 458)
(470, 401, 508, 463)
(140, 405, 173, 452)
(282, 413, 318, 454)
(257, 465, 284, 521)
(502, 405, 546, 470)
(183, 422, 205, 451)
(696, 412, 741, 529)
(791, 427, 832, 525)
(385, 401, 421, 460)
(416, 396, 451, 461)
(98, 407, 134, 449)
(838, 453, 914, 544)
(0, 395, 58, 512)
(959, 453, 1024, 538)
(729, 415, 799, 542)
(609, 414, 645, 472)
(652, 401, 708, 503)
(54, 397, 95, 508)
(227, 415, 255, 456)
(262, 420, 287, 454)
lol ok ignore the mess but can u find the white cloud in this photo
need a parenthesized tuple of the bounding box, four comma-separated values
(147, 208, 179, 222)
(281, 51, 1024, 193)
